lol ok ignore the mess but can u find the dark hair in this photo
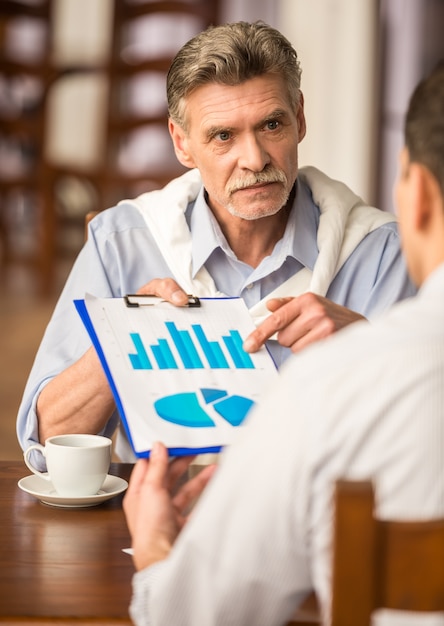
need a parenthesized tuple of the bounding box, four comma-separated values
(167, 21, 302, 130)
(405, 60, 444, 195)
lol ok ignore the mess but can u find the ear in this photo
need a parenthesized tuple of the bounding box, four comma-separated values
(409, 163, 436, 231)
(296, 92, 306, 143)
(168, 119, 197, 168)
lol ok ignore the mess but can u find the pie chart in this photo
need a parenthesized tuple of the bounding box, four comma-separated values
(154, 388, 254, 428)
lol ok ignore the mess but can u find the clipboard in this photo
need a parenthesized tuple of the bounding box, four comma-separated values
(75, 293, 278, 458)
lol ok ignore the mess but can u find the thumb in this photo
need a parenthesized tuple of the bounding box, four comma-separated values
(145, 441, 169, 488)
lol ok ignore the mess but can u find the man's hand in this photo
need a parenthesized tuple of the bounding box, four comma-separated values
(243, 293, 366, 354)
(137, 278, 190, 306)
(123, 442, 216, 571)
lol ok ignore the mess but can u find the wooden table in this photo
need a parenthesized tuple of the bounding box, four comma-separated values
(0, 460, 134, 625)
(0, 460, 319, 625)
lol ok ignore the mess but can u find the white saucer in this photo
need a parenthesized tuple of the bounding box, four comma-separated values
(18, 474, 128, 508)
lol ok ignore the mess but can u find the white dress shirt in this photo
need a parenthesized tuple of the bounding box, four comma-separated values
(130, 263, 444, 626)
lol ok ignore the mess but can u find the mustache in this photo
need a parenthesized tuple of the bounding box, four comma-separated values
(226, 168, 288, 194)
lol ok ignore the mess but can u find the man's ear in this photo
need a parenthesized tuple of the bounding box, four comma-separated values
(296, 92, 306, 143)
(410, 163, 436, 231)
(168, 119, 196, 168)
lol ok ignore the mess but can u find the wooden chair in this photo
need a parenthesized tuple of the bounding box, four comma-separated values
(1, 0, 220, 294)
(89, 0, 221, 209)
(330, 479, 444, 625)
(54, 1, 221, 211)
(0, 0, 69, 293)
(0, 0, 110, 293)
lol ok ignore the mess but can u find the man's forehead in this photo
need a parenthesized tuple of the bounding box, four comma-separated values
(184, 77, 293, 130)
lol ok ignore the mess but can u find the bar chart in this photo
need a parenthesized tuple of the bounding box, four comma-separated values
(128, 320, 255, 371)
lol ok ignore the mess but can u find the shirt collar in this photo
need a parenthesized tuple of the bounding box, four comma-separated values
(189, 178, 320, 277)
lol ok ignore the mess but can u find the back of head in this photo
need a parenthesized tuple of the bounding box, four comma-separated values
(167, 21, 302, 129)
(405, 60, 444, 197)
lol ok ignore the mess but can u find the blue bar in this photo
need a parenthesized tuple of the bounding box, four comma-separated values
(223, 330, 255, 369)
(209, 342, 230, 368)
(158, 338, 178, 369)
(129, 333, 152, 369)
(229, 330, 255, 368)
(223, 335, 244, 368)
(179, 330, 204, 368)
(165, 321, 203, 369)
(129, 353, 143, 369)
(151, 339, 178, 369)
(192, 324, 229, 368)
(151, 345, 166, 369)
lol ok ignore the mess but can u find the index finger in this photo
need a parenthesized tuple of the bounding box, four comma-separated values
(166, 454, 196, 492)
(173, 464, 217, 515)
(243, 298, 297, 352)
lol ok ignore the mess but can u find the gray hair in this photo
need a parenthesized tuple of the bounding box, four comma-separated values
(167, 21, 302, 130)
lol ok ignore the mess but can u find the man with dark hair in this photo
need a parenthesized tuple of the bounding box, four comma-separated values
(124, 61, 444, 625)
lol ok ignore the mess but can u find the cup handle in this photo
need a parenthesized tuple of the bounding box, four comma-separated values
(23, 444, 51, 480)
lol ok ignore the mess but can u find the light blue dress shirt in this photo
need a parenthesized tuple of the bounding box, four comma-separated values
(16, 177, 416, 458)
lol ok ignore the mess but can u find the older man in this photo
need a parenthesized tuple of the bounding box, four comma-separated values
(17, 22, 413, 464)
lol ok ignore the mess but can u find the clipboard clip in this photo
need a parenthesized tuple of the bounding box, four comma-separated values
(124, 294, 201, 308)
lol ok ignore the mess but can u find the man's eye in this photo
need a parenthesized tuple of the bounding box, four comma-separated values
(266, 120, 279, 130)
(216, 131, 231, 141)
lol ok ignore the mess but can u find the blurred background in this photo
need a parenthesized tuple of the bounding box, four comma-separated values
(1, 0, 443, 460)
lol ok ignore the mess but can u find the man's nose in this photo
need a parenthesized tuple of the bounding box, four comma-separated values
(237, 134, 270, 172)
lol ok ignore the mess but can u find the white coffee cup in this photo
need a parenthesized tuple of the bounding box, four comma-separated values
(23, 434, 112, 497)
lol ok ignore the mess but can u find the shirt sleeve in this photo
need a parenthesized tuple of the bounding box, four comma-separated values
(130, 564, 166, 626)
(328, 222, 417, 319)
(16, 219, 119, 458)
